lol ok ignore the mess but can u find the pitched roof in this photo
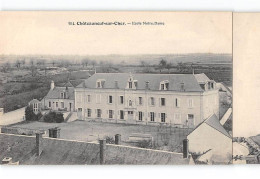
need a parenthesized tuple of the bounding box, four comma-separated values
(29, 99, 40, 104)
(45, 87, 74, 100)
(77, 73, 211, 92)
(0, 133, 193, 165)
(194, 73, 210, 84)
(188, 114, 231, 138)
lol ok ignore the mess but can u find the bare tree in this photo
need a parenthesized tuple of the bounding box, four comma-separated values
(1, 62, 11, 72)
(15, 60, 21, 69)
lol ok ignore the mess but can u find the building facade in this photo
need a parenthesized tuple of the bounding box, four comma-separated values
(41, 81, 75, 112)
(75, 73, 219, 127)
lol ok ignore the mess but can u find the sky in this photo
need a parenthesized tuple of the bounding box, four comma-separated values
(0, 11, 232, 56)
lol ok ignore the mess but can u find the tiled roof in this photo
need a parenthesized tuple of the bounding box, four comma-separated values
(194, 73, 210, 83)
(77, 73, 211, 92)
(0, 133, 193, 165)
(45, 87, 74, 100)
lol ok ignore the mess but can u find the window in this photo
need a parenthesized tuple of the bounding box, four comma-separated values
(61, 92, 64, 99)
(87, 109, 91, 117)
(87, 95, 91, 102)
(161, 98, 166, 106)
(49, 101, 51, 108)
(150, 97, 155, 106)
(138, 111, 143, 121)
(129, 82, 132, 89)
(61, 102, 64, 108)
(150, 112, 155, 122)
(188, 99, 193, 108)
(161, 113, 166, 122)
(188, 114, 194, 120)
(129, 100, 132, 106)
(109, 95, 113, 104)
(97, 81, 101, 88)
(120, 96, 124, 104)
(56, 102, 58, 108)
(161, 84, 165, 90)
(109, 110, 113, 119)
(175, 98, 180, 107)
(187, 114, 194, 126)
(97, 109, 102, 118)
(120, 110, 124, 119)
(33, 103, 38, 112)
(160, 81, 169, 90)
(139, 97, 143, 105)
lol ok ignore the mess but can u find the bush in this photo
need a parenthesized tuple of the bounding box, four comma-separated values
(105, 136, 115, 144)
(135, 140, 152, 149)
(44, 111, 64, 123)
(25, 105, 38, 121)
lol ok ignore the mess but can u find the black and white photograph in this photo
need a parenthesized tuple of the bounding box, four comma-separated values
(0, 11, 233, 165)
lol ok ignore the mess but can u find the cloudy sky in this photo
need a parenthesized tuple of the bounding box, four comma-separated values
(0, 11, 232, 55)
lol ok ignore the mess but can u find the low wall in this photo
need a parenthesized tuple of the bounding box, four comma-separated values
(1, 127, 46, 136)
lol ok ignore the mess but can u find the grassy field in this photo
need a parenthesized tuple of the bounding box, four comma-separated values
(9, 120, 192, 152)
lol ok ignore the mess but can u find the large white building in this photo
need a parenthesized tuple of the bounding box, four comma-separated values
(74, 73, 219, 127)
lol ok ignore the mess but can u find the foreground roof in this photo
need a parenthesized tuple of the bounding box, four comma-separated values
(77, 73, 213, 92)
(0, 133, 193, 165)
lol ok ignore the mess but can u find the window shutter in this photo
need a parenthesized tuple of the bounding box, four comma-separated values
(142, 112, 144, 117)
(112, 110, 114, 115)
(148, 112, 150, 117)
(95, 109, 97, 114)
(159, 98, 161, 106)
(166, 113, 167, 118)
(155, 113, 156, 117)
(158, 113, 161, 118)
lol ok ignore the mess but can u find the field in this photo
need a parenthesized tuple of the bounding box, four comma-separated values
(8, 120, 192, 152)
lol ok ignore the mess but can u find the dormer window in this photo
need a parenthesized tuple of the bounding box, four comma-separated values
(127, 75, 137, 89)
(160, 80, 169, 90)
(97, 81, 101, 88)
(129, 82, 133, 89)
(61, 92, 65, 99)
(96, 79, 105, 88)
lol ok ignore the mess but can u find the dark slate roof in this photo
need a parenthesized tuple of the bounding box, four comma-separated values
(0, 133, 193, 165)
(77, 73, 210, 92)
(29, 99, 40, 104)
(45, 87, 74, 100)
(188, 114, 231, 138)
(194, 73, 210, 83)
(205, 114, 231, 138)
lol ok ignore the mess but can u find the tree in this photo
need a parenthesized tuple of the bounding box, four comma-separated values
(159, 59, 167, 69)
(25, 105, 37, 121)
(1, 62, 10, 72)
(15, 60, 21, 69)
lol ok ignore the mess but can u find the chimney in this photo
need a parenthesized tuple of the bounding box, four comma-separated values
(99, 139, 106, 165)
(115, 81, 119, 89)
(2, 157, 12, 165)
(50, 80, 55, 90)
(49, 127, 60, 138)
(180, 83, 185, 91)
(36, 133, 43, 156)
(115, 134, 121, 145)
(145, 81, 149, 90)
(183, 139, 189, 158)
